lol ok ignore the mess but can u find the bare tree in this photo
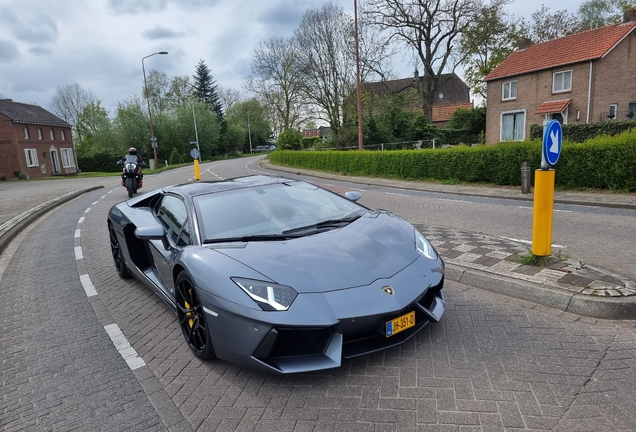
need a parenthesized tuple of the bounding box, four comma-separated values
(294, 2, 357, 134)
(362, 0, 506, 120)
(218, 86, 244, 113)
(164, 75, 193, 111)
(49, 83, 99, 146)
(247, 36, 305, 134)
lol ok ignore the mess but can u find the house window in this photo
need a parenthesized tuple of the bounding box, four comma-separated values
(61, 130, 66, 140)
(24, 127, 30, 139)
(50, 129, 55, 140)
(553, 70, 572, 93)
(25, 149, 39, 167)
(61, 148, 75, 168)
(502, 81, 517, 100)
(629, 102, 636, 118)
(608, 104, 617, 120)
(501, 111, 526, 141)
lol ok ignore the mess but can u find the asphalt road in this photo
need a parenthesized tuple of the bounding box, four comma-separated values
(2, 156, 636, 431)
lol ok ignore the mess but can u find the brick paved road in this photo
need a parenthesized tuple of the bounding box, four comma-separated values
(3, 158, 636, 431)
(0, 191, 166, 431)
(74, 160, 636, 431)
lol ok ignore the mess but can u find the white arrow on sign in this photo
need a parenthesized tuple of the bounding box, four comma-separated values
(549, 130, 559, 154)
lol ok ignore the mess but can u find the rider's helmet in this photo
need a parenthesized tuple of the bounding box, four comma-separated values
(128, 147, 137, 155)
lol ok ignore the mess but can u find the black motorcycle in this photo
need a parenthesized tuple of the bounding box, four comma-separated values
(118, 155, 146, 198)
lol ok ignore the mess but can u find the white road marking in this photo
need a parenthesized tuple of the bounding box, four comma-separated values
(74, 246, 83, 260)
(74, 229, 81, 238)
(84, 207, 91, 213)
(80, 274, 97, 297)
(437, 198, 474, 204)
(78, 216, 85, 224)
(104, 324, 146, 370)
(500, 236, 566, 248)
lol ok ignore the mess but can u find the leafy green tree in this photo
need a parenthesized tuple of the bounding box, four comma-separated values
(144, 69, 170, 116)
(277, 128, 303, 150)
(519, 5, 582, 43)
(446, 106, 486, 136)
(578, 0, 636, 29)
(76, 101, 115, 155)
(112, 96, 150, 157)
(164, 75, 193, 111)
(193, 60, 223, 119)
(226, 99, 272, 152)
(459, 5, 520, 99)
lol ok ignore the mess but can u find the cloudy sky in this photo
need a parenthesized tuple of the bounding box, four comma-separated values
(0, 0, 582, 117)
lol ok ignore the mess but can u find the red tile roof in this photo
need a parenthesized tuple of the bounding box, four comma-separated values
(484, 21, 636, 81)
(534, 99, 571, 114)
(432, 103, 474, 122)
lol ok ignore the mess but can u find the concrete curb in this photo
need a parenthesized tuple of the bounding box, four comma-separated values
(446, 263, 636, 320)
(0, 185, 104, 256)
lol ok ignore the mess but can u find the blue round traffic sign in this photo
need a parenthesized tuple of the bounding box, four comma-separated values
(190, 148, 200, 159)
(542, 120, 562, 166)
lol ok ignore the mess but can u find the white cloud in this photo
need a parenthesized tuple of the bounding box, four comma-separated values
(0, 0, 582, 116)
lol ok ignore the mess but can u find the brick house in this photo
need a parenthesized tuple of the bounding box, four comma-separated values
(0, 99, 76, 179)
(483, 13, 636, 144)
(362, 72, 473, 128)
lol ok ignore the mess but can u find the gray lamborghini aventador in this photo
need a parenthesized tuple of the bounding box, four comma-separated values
(107, 175, 445, 373)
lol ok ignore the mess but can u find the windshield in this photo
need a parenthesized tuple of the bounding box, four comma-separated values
(124, 154, 138, 163)
(194, 181, 366, 242)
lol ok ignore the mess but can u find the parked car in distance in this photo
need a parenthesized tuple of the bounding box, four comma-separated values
(254, 146, 266, 152)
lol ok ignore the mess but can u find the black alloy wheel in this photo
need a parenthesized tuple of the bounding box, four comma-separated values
(109, 225, 131, 279)
(175, 271, 216, 360)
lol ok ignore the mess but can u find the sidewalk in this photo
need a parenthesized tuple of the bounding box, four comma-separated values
(2, 164, 635, 319)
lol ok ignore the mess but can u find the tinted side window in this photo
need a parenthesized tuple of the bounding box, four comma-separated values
(156, 195, 189, 246)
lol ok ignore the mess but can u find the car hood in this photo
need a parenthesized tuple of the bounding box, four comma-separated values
(214, 213, 422, 293)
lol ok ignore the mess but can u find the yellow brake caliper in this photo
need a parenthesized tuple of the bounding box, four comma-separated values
(185, 289, 194, 328)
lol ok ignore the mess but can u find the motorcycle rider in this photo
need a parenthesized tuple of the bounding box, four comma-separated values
(119, 147, 145, 188)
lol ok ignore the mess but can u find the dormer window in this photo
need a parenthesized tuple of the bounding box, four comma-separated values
(502, 81, 517, 100)
(553, 70, 572, 93)
(438, 92, 444, 99)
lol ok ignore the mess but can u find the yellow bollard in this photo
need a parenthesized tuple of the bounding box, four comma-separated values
(193, 159, 200, 181)
(531, 169, 555, 256)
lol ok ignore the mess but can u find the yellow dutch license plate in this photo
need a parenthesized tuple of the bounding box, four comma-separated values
(386, 311, 415, 337)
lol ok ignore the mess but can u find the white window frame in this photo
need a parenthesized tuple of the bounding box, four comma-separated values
(50, 129, 55, 140)
(24, 127, 30, 139)
(61, 130, 66, 140)
(25, 148, 39, 167)
(552, 70, 572, 93)
(608, 104, 618, 120)
(61, 148, 75, 168)
(502, 81, 517, 100)
(37, 128, 43, 140)
(500, 109, 526, 142)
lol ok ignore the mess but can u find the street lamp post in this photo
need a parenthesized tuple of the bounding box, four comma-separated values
(354, 0, 363, 150)
(247, 112, 253, 154)
(142, 51, 168, 168)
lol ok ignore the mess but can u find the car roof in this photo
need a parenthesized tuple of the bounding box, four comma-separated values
(163, 175, 294, 199)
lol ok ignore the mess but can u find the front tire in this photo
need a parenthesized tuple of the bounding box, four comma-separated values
(109, 225, 131, 279)
(126, 178, 134, 198)
(175, 272, 216, 360)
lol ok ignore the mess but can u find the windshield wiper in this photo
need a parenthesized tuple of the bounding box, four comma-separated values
(282, 214, 362, 235)
(203, 234, 303, 244)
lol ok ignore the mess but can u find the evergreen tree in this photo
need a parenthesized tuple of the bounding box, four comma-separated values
(192, 59, 224, 119)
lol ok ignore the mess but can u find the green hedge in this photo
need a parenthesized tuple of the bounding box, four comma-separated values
(530, 120, 636, 142)
(77, 151, 122, 173)
(269, 133, 636, 191)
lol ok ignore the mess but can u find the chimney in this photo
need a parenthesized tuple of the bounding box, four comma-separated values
(518, 37, 533, 50)
(624, 8, 636, 23)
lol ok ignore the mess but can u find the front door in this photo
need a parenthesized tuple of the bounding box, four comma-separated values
(50, 150, 60, 174)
